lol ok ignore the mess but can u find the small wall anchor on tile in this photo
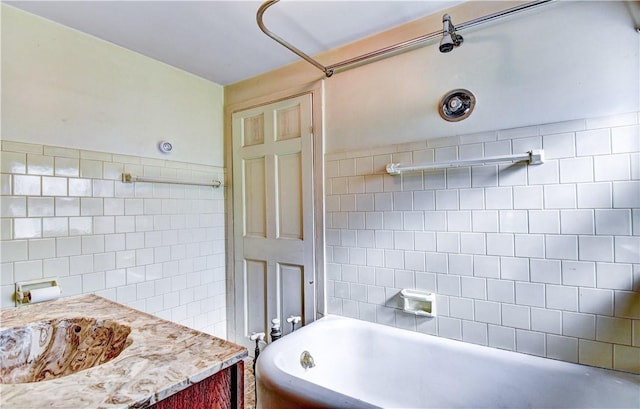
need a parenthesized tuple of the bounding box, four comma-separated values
(15, 279, 61, 306)
(400, 289, 436, 317)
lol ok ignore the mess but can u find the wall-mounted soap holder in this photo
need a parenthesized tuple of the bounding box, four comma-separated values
(400, 289, 436, 317)
(15, 278, 61, 306)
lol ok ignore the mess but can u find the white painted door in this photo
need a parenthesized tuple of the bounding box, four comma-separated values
(232, 94, 315, 348)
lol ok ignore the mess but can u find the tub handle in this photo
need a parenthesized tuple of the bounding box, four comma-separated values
(287, 315, 302, 332)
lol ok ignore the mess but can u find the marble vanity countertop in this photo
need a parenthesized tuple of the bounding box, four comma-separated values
(0, 294, 247, 408)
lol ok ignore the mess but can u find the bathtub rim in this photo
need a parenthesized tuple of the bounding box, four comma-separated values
(255, 314, 640, 408)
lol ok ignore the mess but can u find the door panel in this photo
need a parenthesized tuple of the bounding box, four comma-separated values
(277, 152, 302, 240)
(232, 94, 315, 349)
(242, 113, 265, 147)
(244, 158, 266, 238)
(245, 259, 267, 336)
(278, 263, 304, 336)
(276, 105, 301, 141)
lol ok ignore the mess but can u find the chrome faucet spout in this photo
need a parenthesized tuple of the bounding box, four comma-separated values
(300, 350, 315, 369)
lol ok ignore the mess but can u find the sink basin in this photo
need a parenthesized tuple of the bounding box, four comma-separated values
(0, 317, 132, 384)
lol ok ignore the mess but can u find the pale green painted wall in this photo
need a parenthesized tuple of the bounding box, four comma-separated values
(1, 4, 224, 166)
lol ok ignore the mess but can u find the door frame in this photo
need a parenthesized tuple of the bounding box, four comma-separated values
(224, 81, 326, 343)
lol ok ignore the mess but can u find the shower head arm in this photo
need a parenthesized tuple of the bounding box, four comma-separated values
(439, 13, 463, 52)
(442, 14, 456, 35)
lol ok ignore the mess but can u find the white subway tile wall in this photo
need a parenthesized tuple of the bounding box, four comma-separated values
(0, 141, 227, 337)
(325, 112, 640, 374)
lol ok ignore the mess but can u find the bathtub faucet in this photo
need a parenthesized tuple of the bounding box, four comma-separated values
(270, 318, 282, 342)
(249, 332, 266, 369)
(249, 332, 266, 370)
(287, 315, 301, 332)
(300, 350, 315, 370)
(249, 332, 265, 404)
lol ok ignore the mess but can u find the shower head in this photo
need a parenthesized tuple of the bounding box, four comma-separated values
(439, 14, 463, 53)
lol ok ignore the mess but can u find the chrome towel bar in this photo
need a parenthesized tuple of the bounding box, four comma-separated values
(121, 173, 222, 188)
(386, 150, 544, 175)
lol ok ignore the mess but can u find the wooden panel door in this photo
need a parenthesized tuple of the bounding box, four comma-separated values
(232, 94, 315, 348)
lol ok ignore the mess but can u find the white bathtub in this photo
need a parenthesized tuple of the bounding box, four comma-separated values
(256, 315, 640, 409)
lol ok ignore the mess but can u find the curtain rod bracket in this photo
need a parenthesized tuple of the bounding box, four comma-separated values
(257, 0, 333, 77)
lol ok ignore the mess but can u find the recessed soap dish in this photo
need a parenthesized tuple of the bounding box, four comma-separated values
(400, 289, 436, 317)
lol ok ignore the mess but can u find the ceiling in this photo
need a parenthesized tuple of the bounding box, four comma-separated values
(6, 1, 463, 85)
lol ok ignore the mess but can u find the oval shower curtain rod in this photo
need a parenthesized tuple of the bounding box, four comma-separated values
(257, 0, 554, 77)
